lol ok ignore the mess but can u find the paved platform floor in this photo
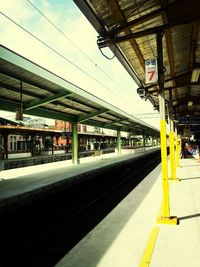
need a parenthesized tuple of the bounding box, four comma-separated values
(55, 156, 200, 267)
(152, 156, 200, 267)
(0, 148, 151, 211)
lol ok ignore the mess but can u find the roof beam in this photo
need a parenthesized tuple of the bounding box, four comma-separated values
(188, 22, 199, 97)
(73, 1, 142, 86)
(109, 8, 164, 36)
(150, 81, 200, 93)
(146, 71, 193, 91)
(0, 98, 77, 122)
(104, 0, 188, 36)
(98, 13, 200, 48)
(176, 109, 200, 116)
(173, 96, 200, 106)
(25, 91, 73, 110)
(77, 108, 109, 123)
(0, 97, 158, 134)
(68, 96, 97, 110)
(161, 5, 178, 100)
(106, 0, 145, 70)
(0, 69, 59, 94)
(103, 118, 127, 127)
(0, 81, 88, 113)
(85, 118, 152, 134)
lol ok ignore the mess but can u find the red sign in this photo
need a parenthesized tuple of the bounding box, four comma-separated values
(145, 59, 158, 84)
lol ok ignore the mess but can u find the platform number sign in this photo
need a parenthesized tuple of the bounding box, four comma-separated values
(145, 59, 158, 84)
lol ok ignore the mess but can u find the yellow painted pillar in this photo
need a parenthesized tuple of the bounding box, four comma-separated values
(175, 126, 181, 168)
(168, 98, 179, 181)
(159, 119, 170, 218)
(169, 130, 176, 179)
(156, 32, 177, 225)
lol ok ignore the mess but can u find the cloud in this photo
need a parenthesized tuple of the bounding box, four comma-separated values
(1, 0, 33, 22)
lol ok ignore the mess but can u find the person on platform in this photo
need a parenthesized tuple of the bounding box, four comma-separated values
(180, 140, 187, 159)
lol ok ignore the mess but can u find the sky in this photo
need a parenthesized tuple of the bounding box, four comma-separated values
(0, 0, 159, 128)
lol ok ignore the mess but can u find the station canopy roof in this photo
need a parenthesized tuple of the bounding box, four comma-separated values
(0, 45, 159, 136)
(74, 0, 200, 130)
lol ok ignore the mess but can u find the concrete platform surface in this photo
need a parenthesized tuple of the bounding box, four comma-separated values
(0, 149, 154, 211)
(151, 157, 200, 267)
(55, 157, 200, 267)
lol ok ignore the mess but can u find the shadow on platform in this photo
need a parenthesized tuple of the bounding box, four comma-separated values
(179, 213, 200, 221)
(180, 176, 200, 181)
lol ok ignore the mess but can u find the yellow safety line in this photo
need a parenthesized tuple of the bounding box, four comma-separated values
(139, 226, 159, 267)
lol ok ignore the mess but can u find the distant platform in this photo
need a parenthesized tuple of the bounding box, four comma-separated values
(0, 148, 157, 214)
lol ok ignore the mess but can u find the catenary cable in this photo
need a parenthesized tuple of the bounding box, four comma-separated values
(25, 0, 137, 106)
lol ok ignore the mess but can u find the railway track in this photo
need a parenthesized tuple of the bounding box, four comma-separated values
(0, 150, 160, 267)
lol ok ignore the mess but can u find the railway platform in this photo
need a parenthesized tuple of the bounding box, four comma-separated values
(0, 147, 154, 213)
(55, 156, 200, 267)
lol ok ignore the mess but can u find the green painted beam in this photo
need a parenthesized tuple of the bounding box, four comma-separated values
(25, 91, 72, 110)
(0, 99, 77, 122)
(27, 107, 77, 122)
(77, 108, 109, 123)
(103, 118, 126, 127)
(84, 119, 134, 133)
(0, 99, 18, 112)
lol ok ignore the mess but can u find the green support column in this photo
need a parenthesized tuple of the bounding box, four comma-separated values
(2, 132, 8, 160)
(72, 122, 79, 164)
(117, 129, 121, 155)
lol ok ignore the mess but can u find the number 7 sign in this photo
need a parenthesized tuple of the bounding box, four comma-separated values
(145, 59, 158, 84)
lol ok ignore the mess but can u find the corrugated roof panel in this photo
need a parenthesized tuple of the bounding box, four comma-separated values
(90, 116, 110, 123)
(57, 98, 95, 113)
(44, 103, 83, 115)
(119, 0, 161, 24)
(0, 88, 35, 103)
(69, 95, 103, 110)
(172, 26, 191, 74)
(119, 41, 145, 82)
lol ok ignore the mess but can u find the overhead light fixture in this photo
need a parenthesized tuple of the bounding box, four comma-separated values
(188, 101, 193, 107)
(191, 68, 200, 82)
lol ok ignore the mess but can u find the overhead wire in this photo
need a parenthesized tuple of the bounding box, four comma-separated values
(26, 0, 98, 67)
(25, 0, 138, 108)
(26, 1, 121, 87)
(0, 11, 117, 97)
(0, 9, 137, 112)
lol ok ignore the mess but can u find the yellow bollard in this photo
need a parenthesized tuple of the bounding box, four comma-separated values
(169, 131, 180, 181)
